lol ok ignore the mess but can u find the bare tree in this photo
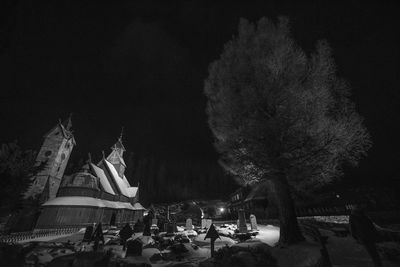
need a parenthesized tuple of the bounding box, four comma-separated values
(204, 17, 371, 244)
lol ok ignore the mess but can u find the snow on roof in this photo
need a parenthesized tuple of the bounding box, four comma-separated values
(117, 153, 126, 166)
(106, 150, 126, 167)
(90, 163, 115, 195)
(42, 196, 138, 210)
(122, 175, 131, 187)
(132, 202, 146, 210)
(104, 160, 130, 197)
(126, 187, 138, 198)
(112, 138, 126, 152)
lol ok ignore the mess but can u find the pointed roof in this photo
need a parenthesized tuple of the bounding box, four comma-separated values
(90, 163, 115, 195)
(111, 127, 126, 151)
(99, 158, 139, 198)
(111, 138, 126, 152)
(43, 121, 66, 138)
(132, 202, 145, 210)
(126, 187, 138, 198)
(103, 159, 130, 197)
(43, 115, 76, 145)
(106, 129, 127, 169)
(122, 175, 130, 187)
(62, 113, 73, 131)
(106, 149, 126, 167)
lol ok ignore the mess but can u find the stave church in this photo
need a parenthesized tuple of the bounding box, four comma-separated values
(24, 116, 145, 229)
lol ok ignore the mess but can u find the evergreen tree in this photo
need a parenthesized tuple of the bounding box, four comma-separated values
(0, 142, 44, 212)
(156, 161, 167, 202)
(204, 17, 371, 244)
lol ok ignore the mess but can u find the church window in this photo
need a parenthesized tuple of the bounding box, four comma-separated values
(61, 153, 66, 161)
(45, 151, 52, 157)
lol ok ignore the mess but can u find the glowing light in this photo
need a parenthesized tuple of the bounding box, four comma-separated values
(219, 207, 225, 212)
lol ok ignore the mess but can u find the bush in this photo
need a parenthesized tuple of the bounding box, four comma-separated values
(213, 244, 277, 267)
(133, 219, 144, 233)
(0, 243, 25, 267)
(377, 242, 400, 263)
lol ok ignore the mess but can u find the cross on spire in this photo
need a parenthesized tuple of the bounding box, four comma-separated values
(119, 126, 124, 141)
(66, 112, 73, 130)
(111, 127, 126, 154)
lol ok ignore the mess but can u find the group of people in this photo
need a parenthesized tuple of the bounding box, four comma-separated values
(82, 222, 135, 251)
(82, 222, 105, 251)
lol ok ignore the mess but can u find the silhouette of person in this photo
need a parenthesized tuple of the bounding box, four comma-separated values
(349, 205, 382, 267)
(91, 222, 105, 251)
(119, 223, 133, 250)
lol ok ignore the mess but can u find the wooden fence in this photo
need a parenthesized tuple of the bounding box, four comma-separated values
(0, 227, 81, 244)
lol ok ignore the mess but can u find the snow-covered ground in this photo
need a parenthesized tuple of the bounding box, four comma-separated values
(10, 221, 400, 266)
(250, 224, 280, 246)
(320, 228, 399, 267)
(18, 233, 79, 244)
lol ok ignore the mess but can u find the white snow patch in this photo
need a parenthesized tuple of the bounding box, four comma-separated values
(42, 196, 136, 210)
(104, 160, 130, 197)
(90, 163, 115, 195)
(251, 224, 280, 247)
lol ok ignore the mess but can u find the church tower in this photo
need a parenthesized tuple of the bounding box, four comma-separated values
(24, 115, 76, 202)
(106, 129, 126, 178)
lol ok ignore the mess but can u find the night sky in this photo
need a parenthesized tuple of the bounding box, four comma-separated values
(1, 1, 399, 189)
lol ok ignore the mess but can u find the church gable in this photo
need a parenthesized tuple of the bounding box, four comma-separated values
(107, 149, 126, 167)
(90, 163, 115, 195)
(98, 159, 121, 196)
(103, 160, 130, 197)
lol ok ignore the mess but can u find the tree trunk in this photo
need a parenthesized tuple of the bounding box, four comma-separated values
(270, 173, 304, 245)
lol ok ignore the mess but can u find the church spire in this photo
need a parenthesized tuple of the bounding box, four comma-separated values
(63, 113, 73, 131)
(119, 126, 124, 141)
(111, 127, 126, 156)
(106, 129, 127, 177)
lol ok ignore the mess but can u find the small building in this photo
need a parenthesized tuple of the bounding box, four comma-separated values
(227, 181, 273, 219)
(25, 117, 145, 229)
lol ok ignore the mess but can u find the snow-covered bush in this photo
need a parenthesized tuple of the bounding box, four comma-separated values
(209, 244, 277, 267)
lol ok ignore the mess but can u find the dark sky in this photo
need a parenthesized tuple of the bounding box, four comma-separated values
(1, 0, 399, 187)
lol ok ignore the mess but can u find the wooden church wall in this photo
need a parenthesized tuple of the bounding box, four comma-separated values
(35, 206, 142, 229)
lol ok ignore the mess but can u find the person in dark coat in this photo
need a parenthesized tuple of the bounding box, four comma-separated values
(91, 223, 105, 251)
(119, 223, 133, 250)
(349, 205, 382, 267)
(143, 221, 151, 236)
(82, 225, 94, 244)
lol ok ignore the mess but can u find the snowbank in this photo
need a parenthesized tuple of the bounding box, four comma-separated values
(193, 234, 236, 248)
